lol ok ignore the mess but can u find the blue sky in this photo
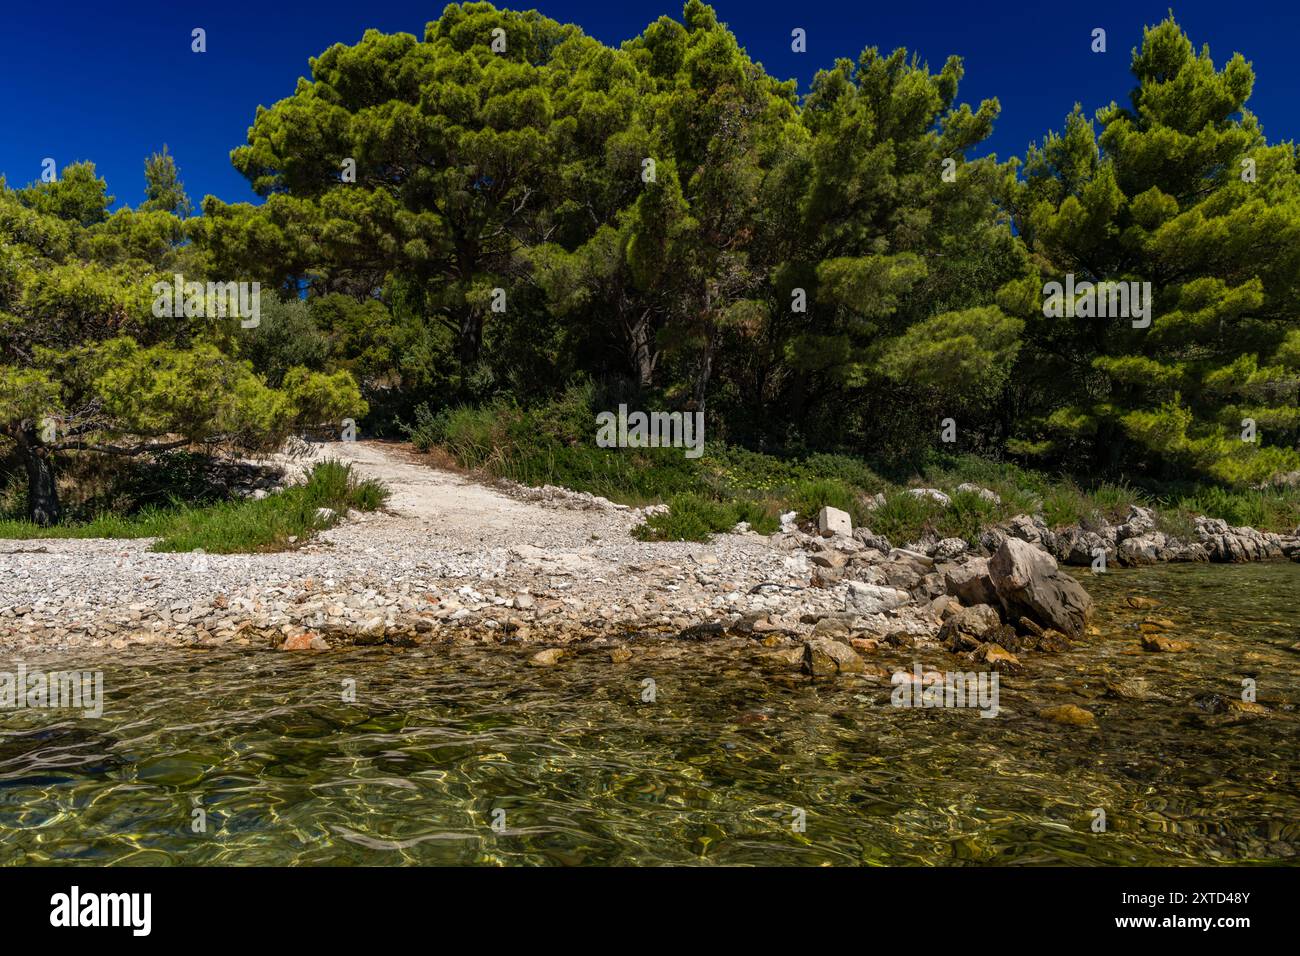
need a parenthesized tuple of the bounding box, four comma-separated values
(3, 0, 1297, 211)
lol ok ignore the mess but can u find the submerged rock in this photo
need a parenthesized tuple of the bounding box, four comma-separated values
(528, 648, 566, 667)
(803, 637, 865, 677)
(1039, 704, 1096, 727)
(281, 632, 329, 651)
(1141, 633, 1191, 653)
(972, 642, 1021, 673)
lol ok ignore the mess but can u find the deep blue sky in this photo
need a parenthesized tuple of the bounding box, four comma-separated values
(3, 0, 1298, 211)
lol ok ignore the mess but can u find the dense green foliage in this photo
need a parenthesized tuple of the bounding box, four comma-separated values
(2, 4, 1297, 531)
(421, 387, 1300, 542)
(1005, 18, 1300, 485)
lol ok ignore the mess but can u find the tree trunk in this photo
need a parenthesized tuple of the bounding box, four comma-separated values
(625, 308, 657, 389)
(457, 310, 483, 384)
(14, 419, 60, 526)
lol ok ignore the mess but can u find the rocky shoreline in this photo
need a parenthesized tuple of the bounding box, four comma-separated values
(1, 446, 1297, 676)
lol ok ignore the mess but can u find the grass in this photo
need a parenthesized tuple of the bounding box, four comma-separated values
(406, 387, 1300, 543)
(0, 460, 388, 553)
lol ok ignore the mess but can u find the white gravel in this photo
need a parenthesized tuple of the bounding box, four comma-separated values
(0, 441, 899, 654)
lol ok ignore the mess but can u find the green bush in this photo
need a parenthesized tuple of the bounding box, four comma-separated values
(633, 493, 778, 541)
(867, 492, 944, 546)
(0, 460, 388, 552)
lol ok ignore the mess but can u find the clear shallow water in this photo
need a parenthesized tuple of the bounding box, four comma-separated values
(1, 561, 1298, 866)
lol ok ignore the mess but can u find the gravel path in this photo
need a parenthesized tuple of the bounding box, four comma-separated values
(0, 441, 866, 654)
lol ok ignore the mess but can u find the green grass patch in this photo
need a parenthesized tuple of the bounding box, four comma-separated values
(0, 460, 388, 553)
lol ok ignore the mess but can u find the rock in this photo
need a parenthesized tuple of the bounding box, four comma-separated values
(888, 547, 935, 568)
(879, 562, 923, 591)
(1034, 628, 1072, 653)
(988, 538, 1092, 640)
(938, 603, 1003, 650)
(852, 528, 892, 552)
(1052, 526, 1114, 566)
(809, 550, 848, 570)
(609, 647, 633, 664)
(1105, 677, 1167, 701)
(1018, 616, 1044, 637)
(956, 483, 1001, 504)
(1195, 517, 1282, 562)
(944, 557, 998, 607)
(779, 510, 798, 532)
(803, 638, 865, 677)
(1227, 699, 1270, 716)
(281, 632, 329, 651)
(1039, 704, 1096, 727)
(1140, 616, 1176, 632)
(528, 648, 566, 667)
(1141, 633, 1191, 653)
(811, 617, 853, 640)
(817, 506, 853, 537)
(844, 581, 911, 614)
(811, 566, 844, 587)
(930, 595, 962, 620)
(1170, 542, 1211, 562)
(1115, 505, 1157, 540)
(1118, 531, 1169, 566)
(678, 620, 727, 640)
(757, 646, 806, 671)
(1125, 595, 1161, 609)
(314, 507, 337, 523)
(1004, 513, 1052, 547)
(932, 537, 969, 561)
(972, 642, 1020, 673)
(907, 487, 951, 507)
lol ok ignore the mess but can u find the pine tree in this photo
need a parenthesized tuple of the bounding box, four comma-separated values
(1007, 15, 1300, 485)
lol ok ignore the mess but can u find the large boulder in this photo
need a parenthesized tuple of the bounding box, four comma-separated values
(944, 557, 998, 607)
(988, 538, 1093, 639)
